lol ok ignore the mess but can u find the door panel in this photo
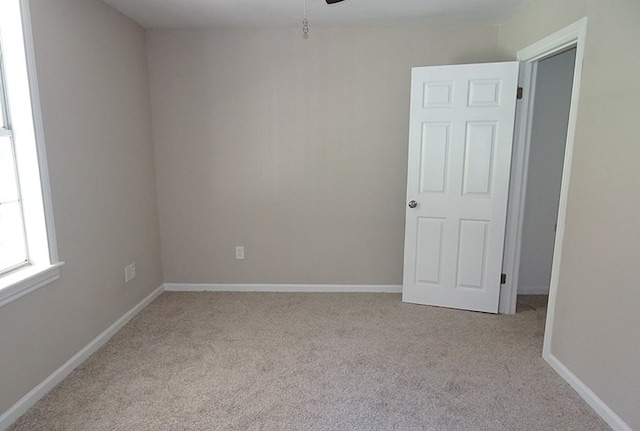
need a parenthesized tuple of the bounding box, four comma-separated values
(457, 219, 489, 289)
(419, 123, 450, 194)
(463, 122, 496, 196)
(415, 217, 445, 284)
(403, 62, 519, 313)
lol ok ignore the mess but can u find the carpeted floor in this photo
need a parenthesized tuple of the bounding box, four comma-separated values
(9, 292, 610, 430)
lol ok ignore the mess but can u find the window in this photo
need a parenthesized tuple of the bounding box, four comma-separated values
(0, 0, 62, 307)
(0, 44, 29, 274)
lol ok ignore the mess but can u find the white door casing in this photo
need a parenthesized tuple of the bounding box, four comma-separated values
(402, 62, 519, 313)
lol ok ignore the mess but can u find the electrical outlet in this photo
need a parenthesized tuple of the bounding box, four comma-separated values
(124, 263, 136, 283)
(235, 246, 245, 260)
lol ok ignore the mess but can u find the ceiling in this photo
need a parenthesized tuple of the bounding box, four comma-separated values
(99, 0, 533, 29)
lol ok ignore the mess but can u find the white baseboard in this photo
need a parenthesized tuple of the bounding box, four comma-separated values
(164, 283, 402, 293)
(544, 352, 632, 431)
(0, 285, 164, 431)
(518, 285, 550, 294)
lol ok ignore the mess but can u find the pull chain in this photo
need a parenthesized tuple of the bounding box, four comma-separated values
(303, 0, 309, 36)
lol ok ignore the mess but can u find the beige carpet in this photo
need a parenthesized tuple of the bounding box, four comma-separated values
(9, 293, 610, 430)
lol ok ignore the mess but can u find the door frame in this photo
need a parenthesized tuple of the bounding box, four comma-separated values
(499, 16, 588, 355)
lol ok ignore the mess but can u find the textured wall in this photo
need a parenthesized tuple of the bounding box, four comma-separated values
(499, 0, 640, 428)
(147, 25, 502, 285)
(0, 0, 162, 415)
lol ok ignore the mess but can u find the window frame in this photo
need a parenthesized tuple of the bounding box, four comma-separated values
(0, 0, 63, 308)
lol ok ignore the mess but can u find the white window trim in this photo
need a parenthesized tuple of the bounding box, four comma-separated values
(0, 0, 63, 308)
(0, 262, 63, 307)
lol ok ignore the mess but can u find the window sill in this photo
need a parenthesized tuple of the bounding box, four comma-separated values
(0, 261, 65, 308)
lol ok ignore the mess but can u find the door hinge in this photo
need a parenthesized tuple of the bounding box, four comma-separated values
(516, 87, 524, 100)
(500, 273, 507, 284)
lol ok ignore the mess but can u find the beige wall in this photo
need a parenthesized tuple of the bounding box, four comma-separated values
(0, 0, 162, 415)
(147, 25, 501, 285)
(499, 0, 640, 428)
(3, 0, 637, 427)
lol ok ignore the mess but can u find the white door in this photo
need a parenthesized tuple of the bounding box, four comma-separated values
(402, 62, 519, 313)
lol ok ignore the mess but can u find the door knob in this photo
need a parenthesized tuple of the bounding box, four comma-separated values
(408, 200, 418, 208)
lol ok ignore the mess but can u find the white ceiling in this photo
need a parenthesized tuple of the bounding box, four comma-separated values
(100, 0, 533, 29)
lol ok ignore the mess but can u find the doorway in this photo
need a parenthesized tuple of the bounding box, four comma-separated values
(499, 19, 588, 364)
(516, 48, 576, 312)
(401, 18, 588, 322)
